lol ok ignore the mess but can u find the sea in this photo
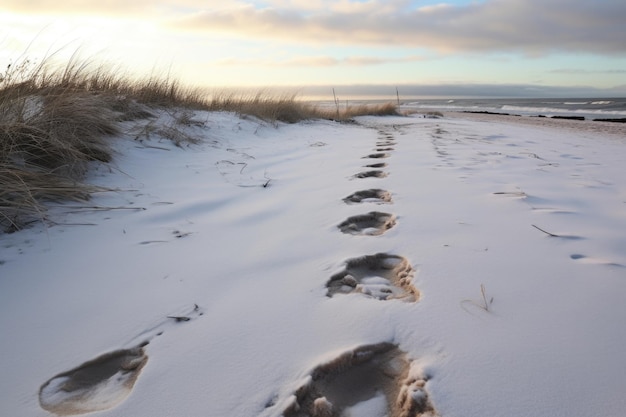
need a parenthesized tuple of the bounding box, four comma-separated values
(311, 97, 626, 121)
(400, 97, 626, 121)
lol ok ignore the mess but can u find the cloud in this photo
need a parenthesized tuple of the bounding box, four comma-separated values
(550, 69, 626, 74)
(4, 0, 625, 55)
(301, 82, 626, 98)
(169, 0, 626, 55)
(215, 54, 425, 67)
(216, 56, 337, 67)
(0, 0, 231, 16)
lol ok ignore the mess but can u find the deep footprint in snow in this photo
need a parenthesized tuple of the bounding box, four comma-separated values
(376, 147, 395, 152)
(39, 304, 203, 415)
(39, 346, 148, 416)
(343, 189, 392, 204)
(364, 162, 387, 168)
(283, 343, 437, 417)
(353, 170, 387, 179)
(327, 253, 418, 302)
(363, 153, 390, 159)
(570, 254, 624, 267)
(338, 212, 396, 236)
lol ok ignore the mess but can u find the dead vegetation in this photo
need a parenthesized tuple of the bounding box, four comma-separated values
(205, 91, 399, 124)
(461, 283, 494, 313)
(0, 54, 400, 233)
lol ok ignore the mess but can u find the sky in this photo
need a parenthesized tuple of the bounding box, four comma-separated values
(1, 0, 626, 98)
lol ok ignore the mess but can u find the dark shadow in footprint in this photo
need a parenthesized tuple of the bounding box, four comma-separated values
(530, 207, 576, 215)
(364, 162, 387, 168)
(283, 343, 437, 417)
(39, 345, 148, 416)
(377, 141, 396, 146)
(376, 147, 395, 151)
(327, 253, 418, 302)
(570, 254, 625, 267)
(353, 170, 387, 179)
(343, 189, 392, 204)
(338, 212, 396, 236)
(362, 153, 390, 159)
(493, 191, 527, 198)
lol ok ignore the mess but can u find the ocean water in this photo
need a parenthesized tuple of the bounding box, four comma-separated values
(400, 97, 626, 120)
(310, 97, 626, 120)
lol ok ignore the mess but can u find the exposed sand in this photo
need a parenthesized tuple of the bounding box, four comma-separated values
(337, 211, 397, 236)
(284, 343, 436, 417)
(39, 346, 148, 416)
(327, 253, 418, 302)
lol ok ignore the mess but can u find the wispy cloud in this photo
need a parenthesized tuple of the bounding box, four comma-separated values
(168, 0, 626, 55)
(550, 68, 626, 74)
(0, 0, 242, 16)
(215, 54, 425, 67)
(302, 82, 626, 98)
(4, 0, 625, 55)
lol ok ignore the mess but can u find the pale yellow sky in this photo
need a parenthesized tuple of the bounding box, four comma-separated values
(2, 0, 625, 96)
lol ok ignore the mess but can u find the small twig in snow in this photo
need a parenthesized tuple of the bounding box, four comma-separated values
(262, 170, 272, 188)
(167, 316, 191, 322)
(532, 224, 559, 237)
(461, 284, 494, 313)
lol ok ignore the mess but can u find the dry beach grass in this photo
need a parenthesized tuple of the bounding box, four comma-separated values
(0, 56, 399, 233)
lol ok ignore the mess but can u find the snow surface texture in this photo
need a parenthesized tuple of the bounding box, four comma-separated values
(1, 111, 626, 417)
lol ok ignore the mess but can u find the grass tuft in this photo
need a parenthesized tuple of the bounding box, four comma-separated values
(1, 53, 401, 232)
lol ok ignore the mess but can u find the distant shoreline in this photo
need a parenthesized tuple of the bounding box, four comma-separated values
(438, 110, 626, 139)
(461, 110, 626, 123)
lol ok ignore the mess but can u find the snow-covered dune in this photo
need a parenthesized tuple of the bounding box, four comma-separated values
(1, 111, 625, 417)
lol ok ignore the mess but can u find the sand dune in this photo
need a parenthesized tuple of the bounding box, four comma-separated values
(1, 110, 625, 417)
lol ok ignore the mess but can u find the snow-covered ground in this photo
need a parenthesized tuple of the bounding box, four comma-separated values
(1, 110, 625, 417)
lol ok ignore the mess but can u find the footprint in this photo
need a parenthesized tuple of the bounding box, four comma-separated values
(39, 304, 203, 415)
(353, 170, 387, 179)
(343, 190, 392, 204)
(39, 345, 148, 416)
(283, 343, 437, 417)
(362, 153, 390, 159)
(364, 163, 387, 168)
(377, 141, 396, 146)
(492, 191, 527, 198)
(327, 253, 418, 302)
(338, 212, 396, 236)
(570, 254, 624, 267)
(531, 207, 576, 215)
(376, 147, 395, 152)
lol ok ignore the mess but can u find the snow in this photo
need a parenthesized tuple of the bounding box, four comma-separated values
(1, 110, 625, 417)
(343, 393, 387, 417)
